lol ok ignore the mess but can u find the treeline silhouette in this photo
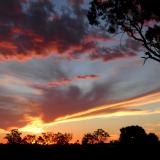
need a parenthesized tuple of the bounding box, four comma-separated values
(1, 125, 160, 160)
(4, 125, 159, 145)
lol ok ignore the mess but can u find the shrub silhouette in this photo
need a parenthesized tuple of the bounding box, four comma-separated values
(147, 133, 159, 144)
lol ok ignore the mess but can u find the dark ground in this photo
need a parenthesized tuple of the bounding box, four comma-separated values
(0, 143, 159, 160)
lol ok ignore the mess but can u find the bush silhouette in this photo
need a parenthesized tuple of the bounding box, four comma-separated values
(147, 133, 159, 144)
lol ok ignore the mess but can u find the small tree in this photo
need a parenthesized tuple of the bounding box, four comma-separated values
(5, 129, 22, 144)
(53, 132, 72, 145)
(93, 129, 110, 143)
(82, 129, 110, 144)
(82, 133, 96, 144)
(42, 132, 55, 145)
(22, 134, 37, 144)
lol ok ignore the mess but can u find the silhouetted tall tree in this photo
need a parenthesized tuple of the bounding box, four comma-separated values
(87, 0, 160, 63)
(119, 125, 147, 144)
(5, 129, 22, 144)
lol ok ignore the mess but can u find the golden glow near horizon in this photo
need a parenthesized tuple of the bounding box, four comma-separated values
(20, 116, 44, 134)
(17, 92, 160, 134)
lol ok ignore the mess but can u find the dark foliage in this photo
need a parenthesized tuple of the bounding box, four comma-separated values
(87, 0, 160, 63)
(82, 133, 96, 144)
(82, 128, 109, 144)
(147, 133, 159, 144)
(119, 125, 147, 144)
(2, 125, 160, 159)
(5, 129, 22, 144)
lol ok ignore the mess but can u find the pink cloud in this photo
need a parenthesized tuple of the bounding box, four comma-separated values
(48, 79, 71, 86)
(48, 74, 100, 86)
(0, 41, 17, 49)
(84, 34, 118, 43)
(75, 74, 100, 80)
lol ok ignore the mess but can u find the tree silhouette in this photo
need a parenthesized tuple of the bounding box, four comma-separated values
(53, 132, 72, 145)
(82, 129, 110, 144)
(119, 125, 147, 144)
(82, 133, 96, 144)
(41, 132, 55, 145)
(22, 134, 37, 144)
(87, 0, 160, 63)
(147, 133, 159, 144)
(93, 129, 110, 143)
(3, 126, 159, 146)
(5, 129, 22, 144)
(36, 136, 45, 145)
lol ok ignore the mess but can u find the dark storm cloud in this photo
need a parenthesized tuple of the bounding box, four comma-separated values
(0, 0, 140, 61)
(0, 0, 86, 60)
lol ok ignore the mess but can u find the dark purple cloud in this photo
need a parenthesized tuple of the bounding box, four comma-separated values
(0, 0, 140, 61)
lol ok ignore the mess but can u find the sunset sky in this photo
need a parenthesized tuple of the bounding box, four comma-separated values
(0, 0, 160, 143)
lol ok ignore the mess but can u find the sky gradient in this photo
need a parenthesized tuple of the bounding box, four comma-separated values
(0, 0, 160, 143)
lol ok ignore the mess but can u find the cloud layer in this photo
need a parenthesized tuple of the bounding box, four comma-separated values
(0, 0, 140, 61)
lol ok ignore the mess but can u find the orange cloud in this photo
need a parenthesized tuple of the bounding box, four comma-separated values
(0, 41, 17, 49)
(48, 79, 71, 86)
